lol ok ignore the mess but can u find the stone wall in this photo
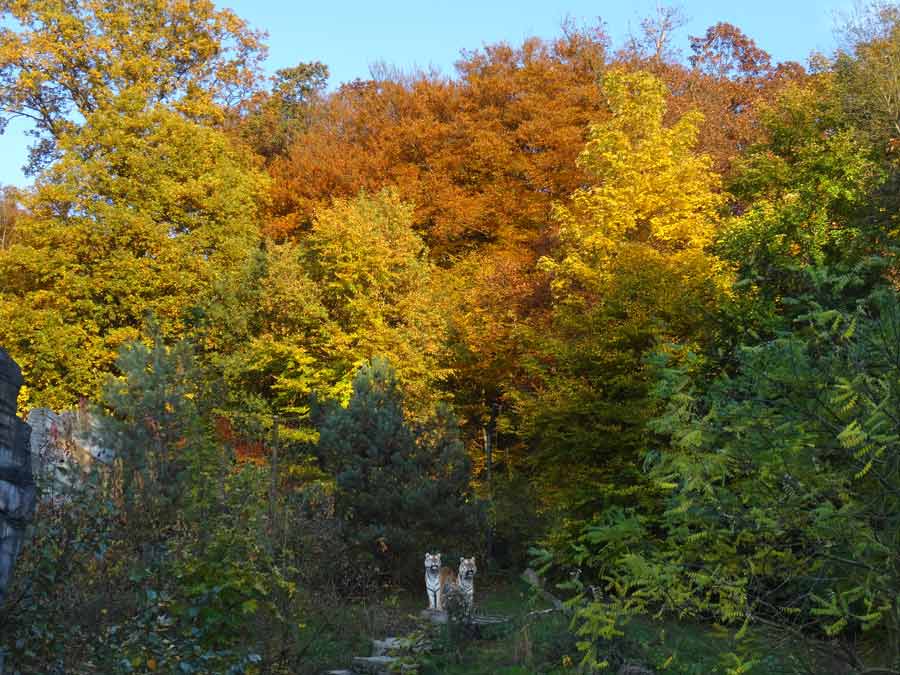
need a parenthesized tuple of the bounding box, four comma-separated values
(0, 349, 35, 604)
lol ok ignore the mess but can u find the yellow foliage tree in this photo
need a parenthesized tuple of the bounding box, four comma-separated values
(0, 101, 268, 409)
(0, 0, 264, 171)
(218, 190, 448, 428)
(524, 70, 728, 515)
(545, 70, 724, 299)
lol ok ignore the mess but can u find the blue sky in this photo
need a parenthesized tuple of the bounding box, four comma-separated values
(0, 0, 853, 186)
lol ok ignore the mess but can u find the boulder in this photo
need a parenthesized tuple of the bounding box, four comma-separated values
(371, 637, 404, 657)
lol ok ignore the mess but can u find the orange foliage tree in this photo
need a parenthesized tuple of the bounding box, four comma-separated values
(267, 26, 609, 259)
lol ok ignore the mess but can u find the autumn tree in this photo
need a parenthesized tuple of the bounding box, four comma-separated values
(269, 27, 609, 255)
(217, 189, 447, 430)
(0, 0, 265, 171)
(265, 29, 613, 489)
(439, 251, 534, 479)
(0, 101, 267, 409)
(686, 23, 805, 171)
(520, 70, 727, 515)
(235, 61, 329, 162)
(287, 188, 446, 407)
(616, 12, 805, 174)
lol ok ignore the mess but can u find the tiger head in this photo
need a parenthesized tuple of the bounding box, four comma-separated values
(459, 556, 476, 581)
(424, 552, 441, 574)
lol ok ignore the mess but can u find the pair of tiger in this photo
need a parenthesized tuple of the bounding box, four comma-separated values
(424, 552, 476, 612)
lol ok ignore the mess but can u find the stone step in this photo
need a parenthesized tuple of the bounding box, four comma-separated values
(352, 655, 408, 674)
(373, 635, 431, 657)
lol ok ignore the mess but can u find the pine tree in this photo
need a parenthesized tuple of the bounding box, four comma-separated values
(315, 358, 480, 581)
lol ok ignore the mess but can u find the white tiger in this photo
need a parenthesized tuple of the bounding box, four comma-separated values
(425, 552, 456, 610)
(457, 557, 476, 611)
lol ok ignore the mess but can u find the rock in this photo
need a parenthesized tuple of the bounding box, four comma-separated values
(28, 408, 71, 491)
(522, 567, 542, 588)
(27, 407, 114, 496)
(420, 608, 448, 624)
(0, 348, 36, 603)
(618, 663, 655, 675)
(372, 637, 403, 657)
(373, 636, 431, 657)
(322, 671, 354, 675)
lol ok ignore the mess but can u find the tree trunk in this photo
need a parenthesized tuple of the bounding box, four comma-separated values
(483, 399, 498, 562)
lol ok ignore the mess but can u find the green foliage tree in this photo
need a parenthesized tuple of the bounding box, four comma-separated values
(724, 77, 886, 308)
(545, 61, 900, 675)
(835, 2, 900, 150)
(237, 61, 329, 161)
(556, 281, 900, 674)
(100, 330, 300, 673)
(315, 358, 480, 582)
(97, 321, 204, 530)
(1, 326, 287, 673)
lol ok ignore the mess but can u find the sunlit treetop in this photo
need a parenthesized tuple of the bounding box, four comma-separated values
(549, 69, 723, 294)
(0, 0, 266, 172)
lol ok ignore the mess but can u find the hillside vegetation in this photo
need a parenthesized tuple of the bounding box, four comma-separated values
(2, 2, 900, 673)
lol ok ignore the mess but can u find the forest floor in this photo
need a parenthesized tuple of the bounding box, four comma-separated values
(305, 571, 848, 675)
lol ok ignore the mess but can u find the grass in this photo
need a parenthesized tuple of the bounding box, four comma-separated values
(305, 571, 861, 675)
(414, 572, 577, 675)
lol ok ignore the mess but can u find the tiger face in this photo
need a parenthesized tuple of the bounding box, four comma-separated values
(424, 552, 441, 574)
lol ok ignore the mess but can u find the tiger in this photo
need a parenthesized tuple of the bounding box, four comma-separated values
(424, 552, 457, 611)
(457, 557, 477, 611)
